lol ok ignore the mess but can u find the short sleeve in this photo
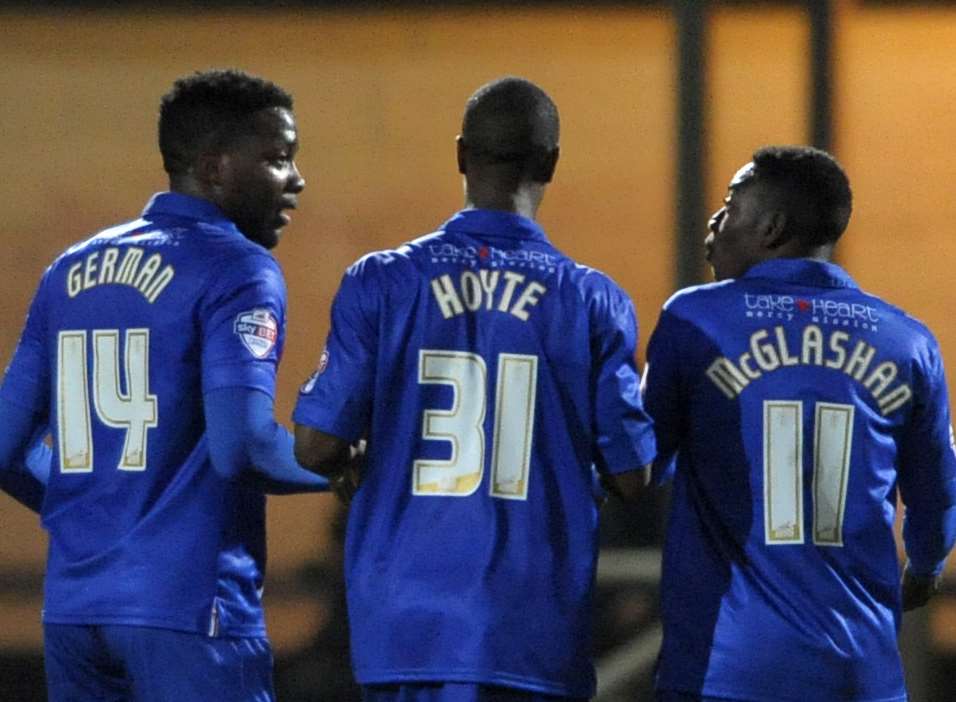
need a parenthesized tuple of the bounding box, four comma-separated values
(0, 271, 51, 417)
(591, 285, 656, 474)
(200, 253, 286, 398)
(293, 264, 377, 443)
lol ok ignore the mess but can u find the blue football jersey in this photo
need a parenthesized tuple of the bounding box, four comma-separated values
(0, 192, 288, 637)
(293, 209, 656, 697)
(644, 259, 956, 702)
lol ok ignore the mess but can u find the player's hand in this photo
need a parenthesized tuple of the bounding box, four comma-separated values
(901, 565, 942, 612)
(331, 440, 365, 506)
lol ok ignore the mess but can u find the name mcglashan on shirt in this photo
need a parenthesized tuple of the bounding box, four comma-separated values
(66, 246, 175, 304)
(706, 324, 912, 416)
(430, 269, 547, 321)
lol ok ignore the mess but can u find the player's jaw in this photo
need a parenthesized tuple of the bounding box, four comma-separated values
(273, 196, 298, 235)
(235, 195, 299, 250)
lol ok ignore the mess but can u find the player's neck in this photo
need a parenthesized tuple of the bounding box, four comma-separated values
(463, 182, 544, 220)
(169, 175, 210, 203)
(770, 241, 835, 264)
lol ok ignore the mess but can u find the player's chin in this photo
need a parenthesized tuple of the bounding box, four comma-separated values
(708, 252, 732, 281)
(711, 263, 735, 282)
(253, 224, 283, 250)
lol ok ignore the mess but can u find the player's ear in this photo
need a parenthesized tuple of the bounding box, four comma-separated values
(196, 151, 226, 194)
(456, 136, 467, 175)
(530, 146, 559, 184)
(761, 210, 789, 250)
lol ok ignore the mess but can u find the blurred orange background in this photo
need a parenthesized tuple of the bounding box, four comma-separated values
(1, 1, 956, 658)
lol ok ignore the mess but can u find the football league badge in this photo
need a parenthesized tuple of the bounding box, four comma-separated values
(234, 309, 278, 359)
(301, 347, 329, 394)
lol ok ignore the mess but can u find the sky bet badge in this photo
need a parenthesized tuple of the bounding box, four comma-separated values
(234, 309, 278, 359)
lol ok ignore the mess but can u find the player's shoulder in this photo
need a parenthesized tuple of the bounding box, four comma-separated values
(343, 229, 443, 281)
(855, 287, 942, 351)
(559, 259, 630, 302)
(52, 217, 152, 266)
(660, 279, 737, 316)
(551, 260, 642, 333)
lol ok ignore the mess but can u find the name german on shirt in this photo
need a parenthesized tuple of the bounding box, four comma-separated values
(706, 324, 912, 415)
(66, 247, 174, 303)
(431, 270, 547, 321)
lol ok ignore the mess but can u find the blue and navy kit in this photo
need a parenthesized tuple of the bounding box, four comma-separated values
(0, 192, 288, 637)
(294, 209, 656, 698)
(644, 259, 956, 702)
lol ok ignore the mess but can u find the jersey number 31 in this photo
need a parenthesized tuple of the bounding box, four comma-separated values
(413, 349, 537, 500)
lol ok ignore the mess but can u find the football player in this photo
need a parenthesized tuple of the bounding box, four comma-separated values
(0, 69, 331, 701)
(645, 146, 956, 702)
(293, 77, 657, 702)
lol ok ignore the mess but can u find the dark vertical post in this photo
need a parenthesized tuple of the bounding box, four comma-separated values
(808, 0, 833, 151)
(675, 0, 708, 288)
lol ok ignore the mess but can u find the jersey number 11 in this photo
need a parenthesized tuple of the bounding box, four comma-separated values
(764, 400, 853, 546)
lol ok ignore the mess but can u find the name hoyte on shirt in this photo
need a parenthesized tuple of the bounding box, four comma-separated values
(430, 269, 547, 321)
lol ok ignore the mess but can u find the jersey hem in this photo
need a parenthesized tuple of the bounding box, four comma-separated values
(355, 668, 593, 698)
(291, 410, 360, 444)
(42, 612, 267, 639)
(657, 684, 907, 702)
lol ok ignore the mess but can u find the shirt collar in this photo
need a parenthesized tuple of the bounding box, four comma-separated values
(440, 208, 549, 242)
(743, 258, 859, 289)
(141, 191, 233, 226)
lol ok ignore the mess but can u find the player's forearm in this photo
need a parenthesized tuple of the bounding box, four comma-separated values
(205, 386, 329, 494)
(293, 423, 352, 477)
(0, 412, 50, 513)
(0, 461, 46, 513)
(0, 397, 45, 474)
(903, 502, 956, 577)
(601, 465, 653, 503)
(243, 421, 330, 494)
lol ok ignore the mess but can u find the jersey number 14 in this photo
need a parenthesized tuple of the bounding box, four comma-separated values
(57, 329, 158, 473)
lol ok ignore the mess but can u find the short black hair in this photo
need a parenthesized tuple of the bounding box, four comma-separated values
(751, 145, 853, 247)
(158, 68, 294, 176)
(461, 77, 559, 176)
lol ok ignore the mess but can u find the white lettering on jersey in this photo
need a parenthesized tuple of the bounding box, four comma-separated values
(705, 324, 912, 415)
(67, 247, 175, 303)
(430, 269, 548, 321)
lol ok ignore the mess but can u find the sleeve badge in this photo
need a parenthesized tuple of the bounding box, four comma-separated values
(300, 348, 329, 394)
(234, 309, 279, 359)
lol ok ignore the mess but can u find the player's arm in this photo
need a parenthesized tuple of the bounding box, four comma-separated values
(0, 273, 53, 513)
(293, 262, 378, 504)
(600, 468, 652, 503)
(204, 385, 329, 494)
(293, 425, 362, 504)
(198, 255, 330, 494)
(591, 286, 657, 503)
(0, 400, 50, 513)
(897, 343, 956, 611)
(642, 308, 690, 485)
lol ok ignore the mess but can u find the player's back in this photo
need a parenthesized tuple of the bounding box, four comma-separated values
(334, 209, 651, 697)
(651, 259, 936, 701)
(16, 192, 281, 635)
